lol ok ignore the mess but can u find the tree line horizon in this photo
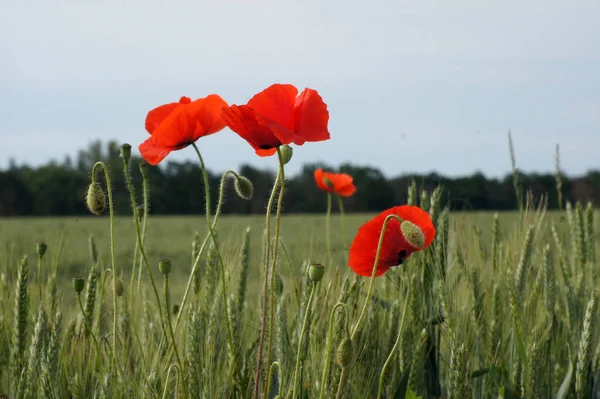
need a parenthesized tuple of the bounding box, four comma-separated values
(0, 140, 598, 216)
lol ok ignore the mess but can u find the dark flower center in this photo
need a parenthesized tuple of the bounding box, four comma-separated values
(396, 249, 407, 266)
(259, 144, 276, 150)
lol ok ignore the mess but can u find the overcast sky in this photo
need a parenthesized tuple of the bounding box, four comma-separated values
(1, 0, 598, 178)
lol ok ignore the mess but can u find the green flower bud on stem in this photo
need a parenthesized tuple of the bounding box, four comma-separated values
(274, 273, 284, 296)
(234, 175, 254, 200)
(138, 161, 148, 177)
(309, 263, 325, 282)
(120, 143, 132, 162)
(86, 182, 106, 215)
(115, 278, 124, 297)
(336, 338, 355, 368)
(159, 258, 172, 275)
(36, 242, 47, 257)
(280, 144, 293, 165)
(73, 277, 85, 293)
(172, 304, 180, 315)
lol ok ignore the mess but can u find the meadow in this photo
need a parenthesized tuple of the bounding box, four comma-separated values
(0, 187, 597, 398)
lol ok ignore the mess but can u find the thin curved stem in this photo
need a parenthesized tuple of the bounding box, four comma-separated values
(164, 275, 187, 398)
(377, 284, 410, 399)
(77, 293, 102, 356)
(91, 161, 118, 372)
(191, 143, 234, 352)
(326, 192, 333, 266)
(174, 170, 238, 330)
(161, 363, 181, 399)
(335, 368, 348, 399)
(351, 214, 404, 341)
(37, 255, 43, 303)
(253, 162, 283, 399)
(122, 160, 169, 343)
(265, 361, 282, 399)
(266, 149, 286, 386)
(319, 303, 349, 399)
(291, 281, 317, 399)
(336, 194, 348, 250)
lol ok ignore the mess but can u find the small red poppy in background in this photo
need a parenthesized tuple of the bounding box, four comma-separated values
(221, 83, 330, 156)
(314, 168, 356, 197)
(139, 94, 229, 165)
(348, 205, 436, 277)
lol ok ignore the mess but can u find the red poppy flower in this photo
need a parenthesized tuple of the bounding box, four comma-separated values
(348, 205, 436, 277)
(314, 168, 356, 197)
(221, 83, 330, 156)
(139, 94, 229, 165)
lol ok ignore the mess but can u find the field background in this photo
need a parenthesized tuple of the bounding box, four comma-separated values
(0, 211, 542, 293)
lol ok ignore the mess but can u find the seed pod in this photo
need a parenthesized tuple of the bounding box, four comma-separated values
(73, 277, 85, 293)
(400, 220, 425, 249)
(36, 242, 47, 257)
(309, 263, 325, 282)
(159, 258, 172, 275)
(120, 143, 132, 162)
(279, 144, 293, 165)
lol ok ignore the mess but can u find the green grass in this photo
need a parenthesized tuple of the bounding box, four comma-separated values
(0, 202, 598, 398)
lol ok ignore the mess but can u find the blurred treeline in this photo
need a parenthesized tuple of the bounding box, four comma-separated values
(0, 140, 598, 216)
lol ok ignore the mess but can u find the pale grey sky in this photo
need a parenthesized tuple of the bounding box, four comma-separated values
(1, 0, 599, 178)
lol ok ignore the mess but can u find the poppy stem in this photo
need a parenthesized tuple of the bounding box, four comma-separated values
(254, 149, 284, 399)
(319, 303, 349, 399)
(377, 283, 410, 399)
(326, 192, 333, 267)
(174, 169, 236, 330)
(336, 194, 348, 250)
(266, 149, 286, 382)
(191, 143, 235, 357)
(350, 214, 404, 341)
(265, 361, 282, 399)
(291, 280, 317, 399)
(163, 274, 188, 399)
(91, 161, 119, 375)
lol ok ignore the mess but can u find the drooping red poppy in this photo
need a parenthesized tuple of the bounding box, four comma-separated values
(139, 94, 229, 165)
(314, 168, 356, 197)
(221, 83, 330, 156)
(348, 205, 436, 277)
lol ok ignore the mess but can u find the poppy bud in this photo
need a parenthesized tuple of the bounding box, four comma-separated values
(37, 242, 47, 257)
(173, 304, 180, 315)
(86, 182, 106, 215)
(400, 220, 425, 249)
(120, 143, 132, 162)
(336, 338, 355, 368)
(279, 145, 293, 165)
(274, 273, 284, 296)
(159, 258, 172, 275)
(73, 277, 85, 293)
(308, 263, 325, 282)
(234, 175, 254, 200)
(138, 161, 148, 177)
(115, 279, 124, 297)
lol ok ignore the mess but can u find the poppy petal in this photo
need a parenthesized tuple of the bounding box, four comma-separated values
(152, 95, 227, 148)
(314, 168, 333, 192)
(348, 212, 405, 277)
(294, 88, 330, 142)
(247, 83, 298, 131)
(144, 96, 191, 135)
(222, 105, 282, 152)
(185, 94, 229, 141)
(139, 137, 172, 166)
(336, 182, 356, 197)
(255, 147, 278, 157)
